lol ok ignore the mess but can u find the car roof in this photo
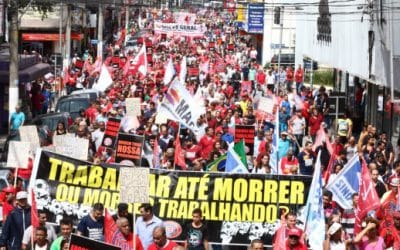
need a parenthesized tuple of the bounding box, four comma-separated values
(71, 89, 101, 95)
(58, 94, 91, 101)
(33, 112, 70, 119)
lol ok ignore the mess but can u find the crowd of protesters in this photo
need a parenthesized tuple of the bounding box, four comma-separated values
(4, 5, 400, 250)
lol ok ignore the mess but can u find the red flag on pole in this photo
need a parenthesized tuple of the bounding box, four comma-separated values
(354, 160, 381, 234)
(323, 153, 337, 185)
(273, 213, 287, 250)
(31, 190, 40, 228)
(174, 135, 187, 170)
(104, 209, 118, 244)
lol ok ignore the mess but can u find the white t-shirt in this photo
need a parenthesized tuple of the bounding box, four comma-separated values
(22, 223, 57, 245)
(291, 117, 306, 135)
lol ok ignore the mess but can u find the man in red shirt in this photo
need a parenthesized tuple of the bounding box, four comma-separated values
(294, 64, 304, 94)
(286, 66, 294, 91)
(198, 127, 215, 159)
(148, 226, 177, 250)
(256, 69, 266, 86)
(2, 186, 15, 222)
(112, 217, 144, 250)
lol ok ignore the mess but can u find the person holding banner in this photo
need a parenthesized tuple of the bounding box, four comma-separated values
(77, 203, 104, 242)
(183, 208, 209, 250)
(136, 204, 163, 250)
(148, 226, 177, 250)
(112, 217, 144, 250)
(50, 217, 73, 250)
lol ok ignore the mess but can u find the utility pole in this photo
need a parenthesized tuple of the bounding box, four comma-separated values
(9, 7, 19, 122)
(97, 4, 103, 60)
(274, 6, 283, 95)
(65, 5, 71, 66)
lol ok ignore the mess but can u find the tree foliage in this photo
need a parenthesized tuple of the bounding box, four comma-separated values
(8, 0, 54, 20)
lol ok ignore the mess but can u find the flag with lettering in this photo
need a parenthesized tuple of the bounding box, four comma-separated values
(354, 160, 380, 234)
(158, 78, 205, 134)
(325, 154, 361, 209)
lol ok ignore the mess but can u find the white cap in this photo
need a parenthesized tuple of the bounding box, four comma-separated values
(16, 191, 28, 200)
(328, 222, 342, 235)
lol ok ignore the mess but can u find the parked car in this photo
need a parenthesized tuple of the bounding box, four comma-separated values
(270, 53, 295, 67)
(32, 112, 72, 132)
(70, 89, 101, 103)
(55, 95, 91, 121)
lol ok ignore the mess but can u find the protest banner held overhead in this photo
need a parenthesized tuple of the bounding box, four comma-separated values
(115, 133, 144, 166)
(31, 149, 312, 246)
(101, 118, 121, 148)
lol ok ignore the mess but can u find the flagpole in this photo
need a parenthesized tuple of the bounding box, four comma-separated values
(173, 123, 181, 170)
(133, 203, 136, 250)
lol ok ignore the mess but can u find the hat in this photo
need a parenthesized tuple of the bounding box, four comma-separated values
(327, 222, 342, 235)
(16, 191, 28, 200)
(288, 228, 302, 237)
(2, 186, 15, 194)
(281, 131, 288, 136)
(390, 177, 400, 186)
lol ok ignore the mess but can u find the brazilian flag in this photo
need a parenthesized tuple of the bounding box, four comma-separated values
(205, 154, 227, 172)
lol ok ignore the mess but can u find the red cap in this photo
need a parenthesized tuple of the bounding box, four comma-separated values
(288, 228, 302, 237)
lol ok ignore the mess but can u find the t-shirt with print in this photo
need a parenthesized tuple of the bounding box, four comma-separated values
(185, 223, 208, 250)
(77, 215, 104, 241)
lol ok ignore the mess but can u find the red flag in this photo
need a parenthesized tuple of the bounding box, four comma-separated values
(354, 160, 381, 234)
(122, 56, 133, 76)
(104, 209, 118, 244)
(131, 45, 148, 77)
(31, 190, 40, 228)
(174, 135, 187, 170)
(323, 153, 337, 184)
(273, 213, 287, 250)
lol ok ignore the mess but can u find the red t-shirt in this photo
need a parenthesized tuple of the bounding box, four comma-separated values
(295, 68, 304, 83)
(2, 201, 14, 221)
(280, 157, 299, 174)
(198, 135, 215, 159)
(309, 114, 324, 136)
(148, 240, 177, 250)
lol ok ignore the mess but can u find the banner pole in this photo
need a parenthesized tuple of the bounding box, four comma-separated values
(14, 167, 18, 188)
(133, 203, 136, 250)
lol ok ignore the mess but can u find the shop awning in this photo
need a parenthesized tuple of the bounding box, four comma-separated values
(22, 32, 83, 41)
(0, 63, 51, 84)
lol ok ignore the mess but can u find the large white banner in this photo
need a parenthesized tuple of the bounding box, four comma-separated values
(154, 22, 206, 37)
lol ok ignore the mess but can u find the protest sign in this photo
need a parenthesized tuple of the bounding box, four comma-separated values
(155, 112, 168, 125)
(258, 97, 275, 114)
(31, 149, 312, 246)
(101, 118, 121, 148)
(125, 98, 141, 117)
(19, 125, 40, 150)
(234, 125, 256, 155)
(6, 141, 31, 168)
(53, 135, 89, 161)
(69, 234, 121, 250)
(119, 167, 149, 203)
(173, 12, 196, 24)
(115, 133, 144, 166)
(154, 22, 206, 37)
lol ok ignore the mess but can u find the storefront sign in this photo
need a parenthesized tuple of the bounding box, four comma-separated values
(247, 3, 264, 34)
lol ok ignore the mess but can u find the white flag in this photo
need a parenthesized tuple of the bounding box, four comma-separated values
(92, 64, 112, 92)
(179, 56, 187, 85)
